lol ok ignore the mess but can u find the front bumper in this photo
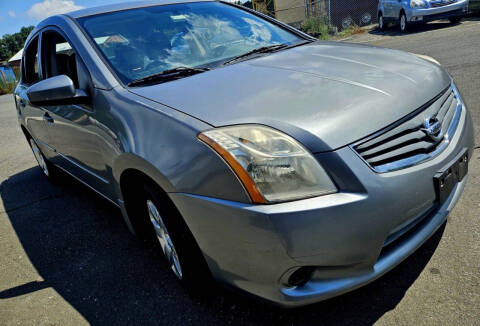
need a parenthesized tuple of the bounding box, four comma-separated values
(407, 0, 468, 22)
(169, 98, 474, 307)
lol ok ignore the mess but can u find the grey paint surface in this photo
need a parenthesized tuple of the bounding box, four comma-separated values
(26, 75, 77, 104)
(18, 13, 250, 206)
(130, 41, 451, 151)
(11, 1, 475, 307)
(169, 104, 473, 305)
(1, 19, 479, 325)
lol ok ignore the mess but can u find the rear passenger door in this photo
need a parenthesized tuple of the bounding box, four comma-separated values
(39, 28, 112, 196)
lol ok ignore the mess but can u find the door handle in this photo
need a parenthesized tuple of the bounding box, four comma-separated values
(43, 112, 54, 124)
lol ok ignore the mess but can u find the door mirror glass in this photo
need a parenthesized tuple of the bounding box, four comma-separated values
(26, 75, 89, 106)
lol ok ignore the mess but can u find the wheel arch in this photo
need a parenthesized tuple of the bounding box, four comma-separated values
(113, 153, 176, 236)
(117, 164, 212, 283)
(113, 153, 174, 194)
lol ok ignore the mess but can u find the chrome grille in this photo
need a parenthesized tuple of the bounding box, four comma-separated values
(354, 85, 462, 173)
(430, 0, 456, 7)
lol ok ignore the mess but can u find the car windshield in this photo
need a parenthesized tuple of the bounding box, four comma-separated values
(77, 2, 305, 85)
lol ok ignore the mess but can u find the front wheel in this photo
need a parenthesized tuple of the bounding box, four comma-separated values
(378, 13, 386, 31)
(146, 198, 184, 279)
(29, 138, 59, 181)
(399, 12, 408, 33)
(143, 183, 211, 287)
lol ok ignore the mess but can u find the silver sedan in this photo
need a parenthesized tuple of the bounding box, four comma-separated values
(15, 0, 474, 307)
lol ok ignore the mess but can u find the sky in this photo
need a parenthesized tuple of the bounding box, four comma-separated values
(0, 0, 153, 36)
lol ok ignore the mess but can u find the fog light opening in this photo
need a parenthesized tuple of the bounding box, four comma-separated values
(287, 267, 315, 287)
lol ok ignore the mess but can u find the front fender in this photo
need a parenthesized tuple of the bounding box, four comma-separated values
(111, 88, 250, 204)
(113, 153, 174, 193)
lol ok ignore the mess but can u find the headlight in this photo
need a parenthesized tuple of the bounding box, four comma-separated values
(198, 125, 337, 203)
(410, 0, 427, 8)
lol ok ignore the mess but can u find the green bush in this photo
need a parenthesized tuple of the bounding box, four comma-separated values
(12, 66, 21, 80)
(338, 24, 364, 38)
(0, 79, 16, 95)
(301, 15, 336, 40)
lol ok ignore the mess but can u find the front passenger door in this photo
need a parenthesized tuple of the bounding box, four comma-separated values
(39, 29, 113, 197)
(391, 0, 403, 19)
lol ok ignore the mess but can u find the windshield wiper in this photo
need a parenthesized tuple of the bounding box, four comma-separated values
(128, 66, 210, 87)
(222, 43, 289, 66)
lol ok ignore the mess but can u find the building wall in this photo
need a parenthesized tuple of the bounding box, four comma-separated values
(274, 0, 307, 25)
(9, 60, 21, 68)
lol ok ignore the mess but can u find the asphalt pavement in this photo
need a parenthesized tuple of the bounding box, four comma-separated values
(0, 19, 479, 326)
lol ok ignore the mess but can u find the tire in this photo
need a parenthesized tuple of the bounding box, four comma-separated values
(142, 182, 211, 288)
(449, 17, 461, 24)
(378, 13, 386, 31)
(28, 137, 59, 182)
(399, 12, 408, 33)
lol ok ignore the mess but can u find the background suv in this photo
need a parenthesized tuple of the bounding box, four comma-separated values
(378, 0, 468, 32)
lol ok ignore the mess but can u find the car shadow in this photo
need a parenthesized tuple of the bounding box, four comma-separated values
(0, 166, 446, 325)
(371, 21, 454, 36)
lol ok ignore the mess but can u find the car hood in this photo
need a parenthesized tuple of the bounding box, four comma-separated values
(129, 41, 451, 152)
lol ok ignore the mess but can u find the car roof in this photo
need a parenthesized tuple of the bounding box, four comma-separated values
(67, 0, 214, 19)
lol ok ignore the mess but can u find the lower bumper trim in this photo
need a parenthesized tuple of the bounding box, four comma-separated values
(279, 175, 467, 307)
(421, 8, 466, 22)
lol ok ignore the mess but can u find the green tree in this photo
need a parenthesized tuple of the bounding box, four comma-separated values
(0, 26, 35, 62)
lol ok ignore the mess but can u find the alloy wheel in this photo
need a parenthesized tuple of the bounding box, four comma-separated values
(30, 139, 49, 177)
(147, 199, 183, 279)
(400, 14, 406, 32)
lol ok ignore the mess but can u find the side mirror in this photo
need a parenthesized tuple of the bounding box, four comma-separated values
(27, 75, 89, 106)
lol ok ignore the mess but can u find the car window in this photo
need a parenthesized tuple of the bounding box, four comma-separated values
(42, 31, 80, 88)
(23, 36, 40, 84)
(77, 2, 304, 84)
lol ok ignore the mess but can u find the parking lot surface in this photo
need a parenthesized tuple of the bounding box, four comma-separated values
(0, 19, 479, 326)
